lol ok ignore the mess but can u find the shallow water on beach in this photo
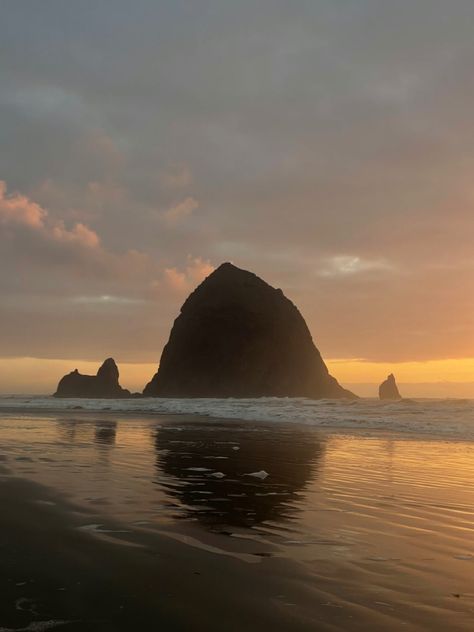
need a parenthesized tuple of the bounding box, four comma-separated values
(0, 408, 473, 630)
(1, 395, 473, 438)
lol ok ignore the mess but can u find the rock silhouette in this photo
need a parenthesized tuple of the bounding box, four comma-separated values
(54, 358, 130, 398)
(144, 262, 355, 398)
(379, 373, 402, 400)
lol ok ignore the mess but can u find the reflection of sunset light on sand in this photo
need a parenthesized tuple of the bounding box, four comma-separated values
(10, 414, 474, 597)
(296, 435, 474, 572)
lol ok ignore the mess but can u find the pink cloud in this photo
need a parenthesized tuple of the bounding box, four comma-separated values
(51, 222, 100, 248)
(162, 256, 215, 294)
(0, 181, 46, 228)
(0, 180, 100, 249)
(163, 267, 188, 293)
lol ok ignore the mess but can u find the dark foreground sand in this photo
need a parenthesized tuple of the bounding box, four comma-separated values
(0, 476, 329, 632)
(0, 411, 473, 631)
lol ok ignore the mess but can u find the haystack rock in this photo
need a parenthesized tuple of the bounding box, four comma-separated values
(54, 358, 130, 398)
(144, 262, 355, 399)
(379, 373, 402, 400)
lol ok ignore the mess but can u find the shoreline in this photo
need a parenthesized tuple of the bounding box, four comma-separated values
(0, 401, 472, 442)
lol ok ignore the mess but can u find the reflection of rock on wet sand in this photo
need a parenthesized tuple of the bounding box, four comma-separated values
(94, 420, 117, 448)
(55, 418, 83, 444)
(55, 418, 117, 451)
(154, 423, 323, 529)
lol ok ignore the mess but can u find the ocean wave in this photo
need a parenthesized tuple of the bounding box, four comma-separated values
(0, 395, 473, 439)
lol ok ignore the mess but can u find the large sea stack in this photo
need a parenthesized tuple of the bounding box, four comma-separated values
(144, 262, 355, 399)
(379, 373, 402, 400)
(54, 358, 130, 398)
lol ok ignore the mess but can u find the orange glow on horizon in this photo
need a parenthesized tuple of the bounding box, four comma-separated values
(0, 356, 472, 397)
(325, 357, 474, 384)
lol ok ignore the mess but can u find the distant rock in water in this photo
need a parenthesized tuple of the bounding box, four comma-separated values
(54, 358, 130, 398)
(379, 374, 402, 400)
(144, 262, 355, 399)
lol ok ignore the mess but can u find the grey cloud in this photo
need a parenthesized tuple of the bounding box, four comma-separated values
(1, 0, 473, 363)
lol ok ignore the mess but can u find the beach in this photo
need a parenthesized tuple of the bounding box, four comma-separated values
(0, 400, 473, 631)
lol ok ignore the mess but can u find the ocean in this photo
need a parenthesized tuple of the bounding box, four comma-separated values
(0, 395, 473, 439)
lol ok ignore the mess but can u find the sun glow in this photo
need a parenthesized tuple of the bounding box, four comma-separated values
(326, 357, 474, 384)
(0, 356, 472, 397)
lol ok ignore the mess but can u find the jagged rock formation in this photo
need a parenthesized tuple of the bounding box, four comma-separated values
(54, 358, 130, 398)
(379, 373, 402, 400)
(144, 262, 355, 399)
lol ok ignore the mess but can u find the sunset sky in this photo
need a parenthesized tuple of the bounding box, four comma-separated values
(1, 1, 473, 395)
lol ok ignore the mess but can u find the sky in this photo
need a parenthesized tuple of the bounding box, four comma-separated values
(0, 0, 473, 395)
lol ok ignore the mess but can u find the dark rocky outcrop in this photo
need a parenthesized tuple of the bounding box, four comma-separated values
(144, 262, 355, 399)
(379, 373, 402, 400)
(54, 358, 130, 398)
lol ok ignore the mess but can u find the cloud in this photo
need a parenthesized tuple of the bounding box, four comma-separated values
(0, 180, 100, 249)
(51, 221, 100, 248)
(162, 197, 199, 226)
(162, 267, 188, 293)
(318, 255, 395, 278)
(0, 181, 46, 228)
(162, 256, 214, 294)
(1, 1, 474, 372)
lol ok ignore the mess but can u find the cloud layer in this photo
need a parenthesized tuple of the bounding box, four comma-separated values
(0, 181, 99, 248)
(0, 0, 473, 370)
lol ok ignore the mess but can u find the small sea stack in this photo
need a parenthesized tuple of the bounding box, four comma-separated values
(379, 373, 402, 400)
(144, 262, 355, 399)
(54, 358, 130, 398)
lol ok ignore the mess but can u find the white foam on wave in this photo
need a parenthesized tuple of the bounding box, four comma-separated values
(0, 395, 473, 439)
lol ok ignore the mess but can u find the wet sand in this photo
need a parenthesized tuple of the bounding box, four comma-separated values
(0, 477, 323, 632)
(0, 411, 473, 631)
